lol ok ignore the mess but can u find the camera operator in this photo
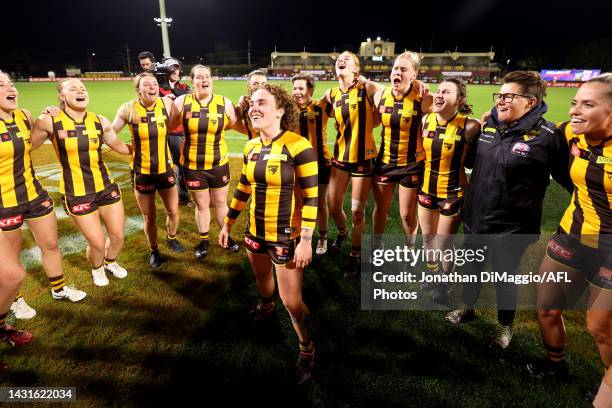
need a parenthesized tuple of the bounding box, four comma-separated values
(157, 58, 191, 205)
(138, 51, 155, 72)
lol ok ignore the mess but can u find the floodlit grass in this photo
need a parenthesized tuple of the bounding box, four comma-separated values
(0, 81, 600, 407)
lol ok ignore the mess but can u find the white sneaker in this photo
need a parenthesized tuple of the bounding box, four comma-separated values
(52, 285, 87, 302)
(10, 298, 36, 319)
(104, 262, 128, 279)
(92, 267, 109, 287)
(315, 239, 328, 255)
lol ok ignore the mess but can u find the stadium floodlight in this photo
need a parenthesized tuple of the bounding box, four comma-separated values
(155, 0, 172, 58)
(367, 38, 371, 42)
(376, 36, 381, 41)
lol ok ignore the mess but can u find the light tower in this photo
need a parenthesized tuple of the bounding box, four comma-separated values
(154, 0, 173, 58)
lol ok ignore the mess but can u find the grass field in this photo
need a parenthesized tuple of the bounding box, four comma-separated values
(0, 81, 601, 407)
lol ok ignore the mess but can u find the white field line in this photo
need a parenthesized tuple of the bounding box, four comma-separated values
(20, 215, 144, 270)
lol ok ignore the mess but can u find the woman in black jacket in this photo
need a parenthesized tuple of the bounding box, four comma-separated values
(445, 71, 573, 349)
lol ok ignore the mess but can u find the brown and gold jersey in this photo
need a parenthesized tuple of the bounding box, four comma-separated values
(558, 121, 612, 248)
(377, 86, 424, 167)
(51, 110, 114, 196)
(0, 109, 45, 208)
(180, 93, 229, 170)
(225, 131, 318, 242)
(296, 99, 332, 167)
(329, 81, 377, 163)
(128, 98, 172, 174)
(421, 112, 469, 198)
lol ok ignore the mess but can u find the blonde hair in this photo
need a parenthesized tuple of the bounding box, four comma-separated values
(56, 78, 84, 109)
(583, 72, 612, 104)
(190, 64, 212, 80)
(133, 72, 157, 91)
(339, 51, 360, 76)
(395, 51, 421, 73)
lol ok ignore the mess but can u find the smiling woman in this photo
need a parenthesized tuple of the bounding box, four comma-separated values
(173, 65, 241, 260)
(528, 73, 612, 405)
(0, 72, 87, 326)
(446, 71, 574, 350)
(30, 78, 131, 288)
(219, 83, 319, 385)
(112, 73, 185, 269)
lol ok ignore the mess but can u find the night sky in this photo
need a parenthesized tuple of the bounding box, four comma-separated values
(3, 0, 612, 73)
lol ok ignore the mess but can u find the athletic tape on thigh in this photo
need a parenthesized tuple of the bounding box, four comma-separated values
(351, 199, 365, 211)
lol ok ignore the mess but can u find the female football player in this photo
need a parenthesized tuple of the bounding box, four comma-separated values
(32, 78, 131, 287)
(219, 84, 318, 384)
(0, 72, 86, 320)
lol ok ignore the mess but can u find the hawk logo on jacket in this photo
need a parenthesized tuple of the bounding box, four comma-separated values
(268, 166, 278, 175)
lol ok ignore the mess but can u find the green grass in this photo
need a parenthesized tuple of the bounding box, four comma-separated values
(0, 81, 600, 407)
(15, 80, 578, 154)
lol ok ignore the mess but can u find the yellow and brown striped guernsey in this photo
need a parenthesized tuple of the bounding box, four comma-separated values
(329, 81, 376, 163)
(558, 121, 612, 248)
(225, 131, 318, 242)
(0, 109, 45, 208)
(128, 98, 172, 174)
(377, 86, 424, 167)
(296, 99, 332, 167)
(421, 112, 469, 198)
(181, 93, 229, 170)
(51, 110, 114, 196)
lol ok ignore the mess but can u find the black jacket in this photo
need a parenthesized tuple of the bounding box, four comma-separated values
(463, 102, 573, 235)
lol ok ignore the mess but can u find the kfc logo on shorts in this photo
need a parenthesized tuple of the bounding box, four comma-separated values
(41, 200, 52, 208)
(186, 180, 200, 188)
(0, 215, 23, 228)
(168, 176, 175, 183)
(222, 175, 229, 183)
(443, 202, 452, 210)
(111, 190, 119, 198)
(547, 239, 574, 261)
(72, 203, 91, 213)
(378, 176, 389, 182)
(137, 184, 155, 192)
(244, 235, 261, 251)
(418, 194, 432, 206)
(598, 266, 612, 282)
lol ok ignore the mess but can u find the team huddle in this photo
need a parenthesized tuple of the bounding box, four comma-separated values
(0, 50, 610, 400)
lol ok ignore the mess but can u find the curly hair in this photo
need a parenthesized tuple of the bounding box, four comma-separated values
(249, 83, 299, 131)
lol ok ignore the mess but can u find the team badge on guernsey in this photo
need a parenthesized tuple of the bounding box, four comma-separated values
(511, 142, 530, 157)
